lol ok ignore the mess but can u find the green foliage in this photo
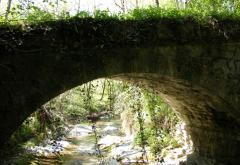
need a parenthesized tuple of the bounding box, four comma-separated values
(188, 0, 238, 13)
(116, 84, 180, 158)
(134, 89, 180, 156)
(25, 6, 54, 22)
(94, 10, 110, 19)
(134, 129, 149, 146)
(8, 113, 41, 147)
(7, 102, 68, 148)
(2, 1, 240, 26)
(75, 11, 90, 18)
(0, 16, 4, 22)
(128, 7, 182, 20)
(145, 90, 179, 134)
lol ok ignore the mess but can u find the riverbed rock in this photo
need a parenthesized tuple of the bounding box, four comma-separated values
(68, 125, 93, 137)
(102, 125, 118, 135)
(99, 135, 122, 147)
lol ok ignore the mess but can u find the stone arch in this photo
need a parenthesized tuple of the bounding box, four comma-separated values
(1, 20, 240, 164)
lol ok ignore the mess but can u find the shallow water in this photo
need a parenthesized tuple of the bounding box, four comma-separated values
(2, 117, 191, 165)
(4, 118, 150, 165)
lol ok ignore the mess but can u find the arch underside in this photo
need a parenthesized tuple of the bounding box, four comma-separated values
(1, 41, 240, 164)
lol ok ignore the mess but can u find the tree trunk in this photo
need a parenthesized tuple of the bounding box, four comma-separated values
(155, 0, 159, 7)
(5, 0, 13, 20)
(99, 79, 106, 101)
(56, 0, 59, 15)
(175, 0, 179, 9)
(107, 80, 113, 111)
(93, 0, 96, 12)
(77, 0, 81, 13)
(135, 0, 139, 8)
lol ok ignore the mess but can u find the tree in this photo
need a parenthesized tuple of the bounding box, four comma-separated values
(107, 79, 115, 112)
(77, 0, 81, 13)
(114, 0, 126, 13)
(155, 0, 159, 7)
(5, 0, 13, 20)
(99, 79, 106, 101)
(135, 0, 139, 8)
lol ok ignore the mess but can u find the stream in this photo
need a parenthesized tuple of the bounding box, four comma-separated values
(3, 117, 149, 165)
(2, 117, 190, 165)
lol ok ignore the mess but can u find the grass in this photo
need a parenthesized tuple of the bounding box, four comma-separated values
(1, 6, 240, 26)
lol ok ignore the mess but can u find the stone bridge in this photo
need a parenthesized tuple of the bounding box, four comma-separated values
(0, 18, 240, 164)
